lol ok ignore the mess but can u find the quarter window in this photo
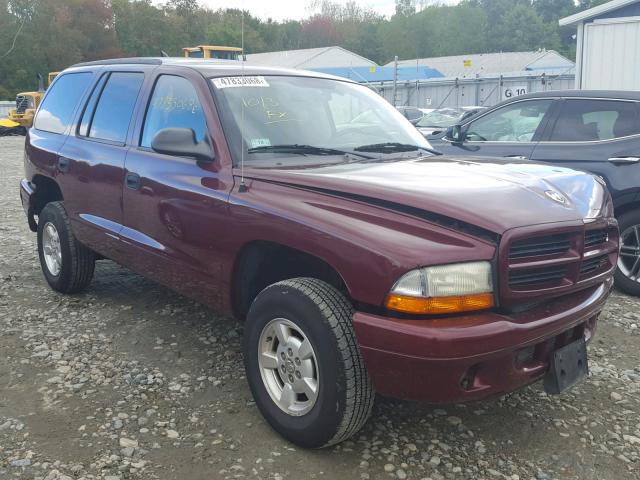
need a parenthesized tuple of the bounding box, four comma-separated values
(80, 72, 144, 143)
(34, 72, 93, 134)
(141, 75, 207, 148)
(465, 100, 553, 142)
(549, 99, 640, 142)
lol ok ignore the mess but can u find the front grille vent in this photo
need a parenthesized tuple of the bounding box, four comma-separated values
(580, 255, 607, 275)
(584, 229, 608, 248)
(15, 95, 29, 114)
(509, 265, 567, 287)
(509, 234, 571, 260)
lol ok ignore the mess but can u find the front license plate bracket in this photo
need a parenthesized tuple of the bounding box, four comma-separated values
(543, 338, 588, 395)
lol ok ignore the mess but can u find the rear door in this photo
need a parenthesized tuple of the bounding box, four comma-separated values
(434, 98, 556, 160)
(28, 71, 94, 195)
(530, 98, 640, 209)
(57, 69, 146, 256)
(121, 69, 233, 308)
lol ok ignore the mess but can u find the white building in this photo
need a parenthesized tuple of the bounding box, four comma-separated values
(246, 46, 378, 69)
(560, 0, 640, 90)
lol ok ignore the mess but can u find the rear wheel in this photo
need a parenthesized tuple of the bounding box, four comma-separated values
(37, 202, 95, 293)
(615, 210, 640, 296)
(243, 278, 374, 448)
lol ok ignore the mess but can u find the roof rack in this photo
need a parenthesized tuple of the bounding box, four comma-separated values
(71, 57, 163, 68)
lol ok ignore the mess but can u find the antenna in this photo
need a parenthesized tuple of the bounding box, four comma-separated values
(238, 2, 248, 193)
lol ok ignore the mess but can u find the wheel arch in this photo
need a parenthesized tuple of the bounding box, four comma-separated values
(231, 240, 352, 319)
(615, 200, 640, 219)
(31, 174, 64, 216)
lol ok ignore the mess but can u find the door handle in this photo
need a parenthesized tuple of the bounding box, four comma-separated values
(57, 156, 70, 173)
(125, 172, 141, 190)
(504, 155, 528, 160)
(608, 156, 640, 165)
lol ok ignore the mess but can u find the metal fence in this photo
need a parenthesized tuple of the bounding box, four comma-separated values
(371, 73, 576, 109)
(0, 101, 14, 118)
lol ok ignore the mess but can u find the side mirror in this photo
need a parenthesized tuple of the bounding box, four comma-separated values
(409, 117, 421, 126)
(447, 124, 465, 143)
(151, 128, 215, 163)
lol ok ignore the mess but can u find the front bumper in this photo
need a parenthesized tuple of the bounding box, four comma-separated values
(353, 278, 612, 403)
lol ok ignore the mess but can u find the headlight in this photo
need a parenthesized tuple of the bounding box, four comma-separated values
(385, 261, 494, 315)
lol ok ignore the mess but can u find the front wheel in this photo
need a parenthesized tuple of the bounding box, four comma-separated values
(615, 210, 640, 296)
(243, 278, 374, 448)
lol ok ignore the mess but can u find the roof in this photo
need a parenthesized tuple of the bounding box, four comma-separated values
(245, 46, 377, 69)
(499, 89, 640, 102)
(560, 0, 640, 26)
(68, 57, 354, 82)
(311, 65, 444, 82)
(388, 50, 574, 78)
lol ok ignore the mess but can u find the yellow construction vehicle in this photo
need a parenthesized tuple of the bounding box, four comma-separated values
(182, 45, 242, 60)
(7, 71, 60, 128)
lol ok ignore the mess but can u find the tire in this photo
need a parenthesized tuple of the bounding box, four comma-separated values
(37, 201, 95, 293)
(615, 209, 640, 296)
(243, 277, 374, 448)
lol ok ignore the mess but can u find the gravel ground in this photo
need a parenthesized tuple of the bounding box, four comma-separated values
(1, 135, 639, 480)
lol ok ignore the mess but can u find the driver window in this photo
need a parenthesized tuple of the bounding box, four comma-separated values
(465, 100, 553, 142)
(141, 75, 207, 148)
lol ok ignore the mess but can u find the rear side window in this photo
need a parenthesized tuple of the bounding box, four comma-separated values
(550, 99, 640, 142)
(140, 75, 207, 148)
(80, 72, 144, 143)
(34, 72, 93, 134)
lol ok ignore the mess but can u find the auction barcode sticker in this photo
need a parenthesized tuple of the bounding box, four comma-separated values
(212, 76, 270, 89)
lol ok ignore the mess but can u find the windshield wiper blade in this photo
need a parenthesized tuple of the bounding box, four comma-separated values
(354, 142, 429, 153)
(247, 144, 373, 159)
(354, 142, 442, 156)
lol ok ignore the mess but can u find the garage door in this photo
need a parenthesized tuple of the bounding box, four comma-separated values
(582, 18, 640, 90)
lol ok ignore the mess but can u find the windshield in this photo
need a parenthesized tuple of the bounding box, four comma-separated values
(211, 75, 433, 167)
(416, 109, 464, 128)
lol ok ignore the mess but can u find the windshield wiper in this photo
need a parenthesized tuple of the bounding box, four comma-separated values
(354, 142, 436, 154)
(248, 144, 373, 159)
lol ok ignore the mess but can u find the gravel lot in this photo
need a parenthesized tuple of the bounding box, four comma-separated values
(1, 135, 640, 480)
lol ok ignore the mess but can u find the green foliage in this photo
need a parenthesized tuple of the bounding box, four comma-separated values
(0, 0, 590, 98)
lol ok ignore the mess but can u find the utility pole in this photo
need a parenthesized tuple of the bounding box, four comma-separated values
(392, 56, 398, 107)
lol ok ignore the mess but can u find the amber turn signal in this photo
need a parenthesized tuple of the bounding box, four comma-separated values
(385, 292, 494, 315)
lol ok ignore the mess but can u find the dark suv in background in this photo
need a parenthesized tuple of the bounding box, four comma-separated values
(429, 91, 640, 295)
(19, 59, 618, 448)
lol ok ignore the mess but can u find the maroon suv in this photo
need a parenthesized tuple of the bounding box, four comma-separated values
(20, 58, 618, 448)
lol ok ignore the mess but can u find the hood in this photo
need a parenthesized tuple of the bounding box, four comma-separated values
(241, 156, 610, 235)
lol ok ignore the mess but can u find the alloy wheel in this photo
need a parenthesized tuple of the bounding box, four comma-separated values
(618, 224, 640, 282)
(258, 318, 319, 416)
(42, 222, 62, 276)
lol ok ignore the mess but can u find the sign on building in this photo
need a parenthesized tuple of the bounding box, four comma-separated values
(502, 85, 527, 100)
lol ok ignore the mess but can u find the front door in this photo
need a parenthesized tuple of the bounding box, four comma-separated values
(434, 98, 556, 161)
(121, 72, 233, 308)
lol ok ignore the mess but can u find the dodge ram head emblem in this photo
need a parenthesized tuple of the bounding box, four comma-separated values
(545, 190, 567, 205)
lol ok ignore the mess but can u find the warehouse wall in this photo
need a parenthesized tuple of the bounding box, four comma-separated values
(372, 74, 575, 109)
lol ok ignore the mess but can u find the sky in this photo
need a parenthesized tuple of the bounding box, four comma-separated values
(197, 0, 458, 22)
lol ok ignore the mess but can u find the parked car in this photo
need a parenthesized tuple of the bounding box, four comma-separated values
(20, 59, 618, 448)
(429, 90, 640, 295)
(396, 105, 429, 124)
(416, 106, 486, 137)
